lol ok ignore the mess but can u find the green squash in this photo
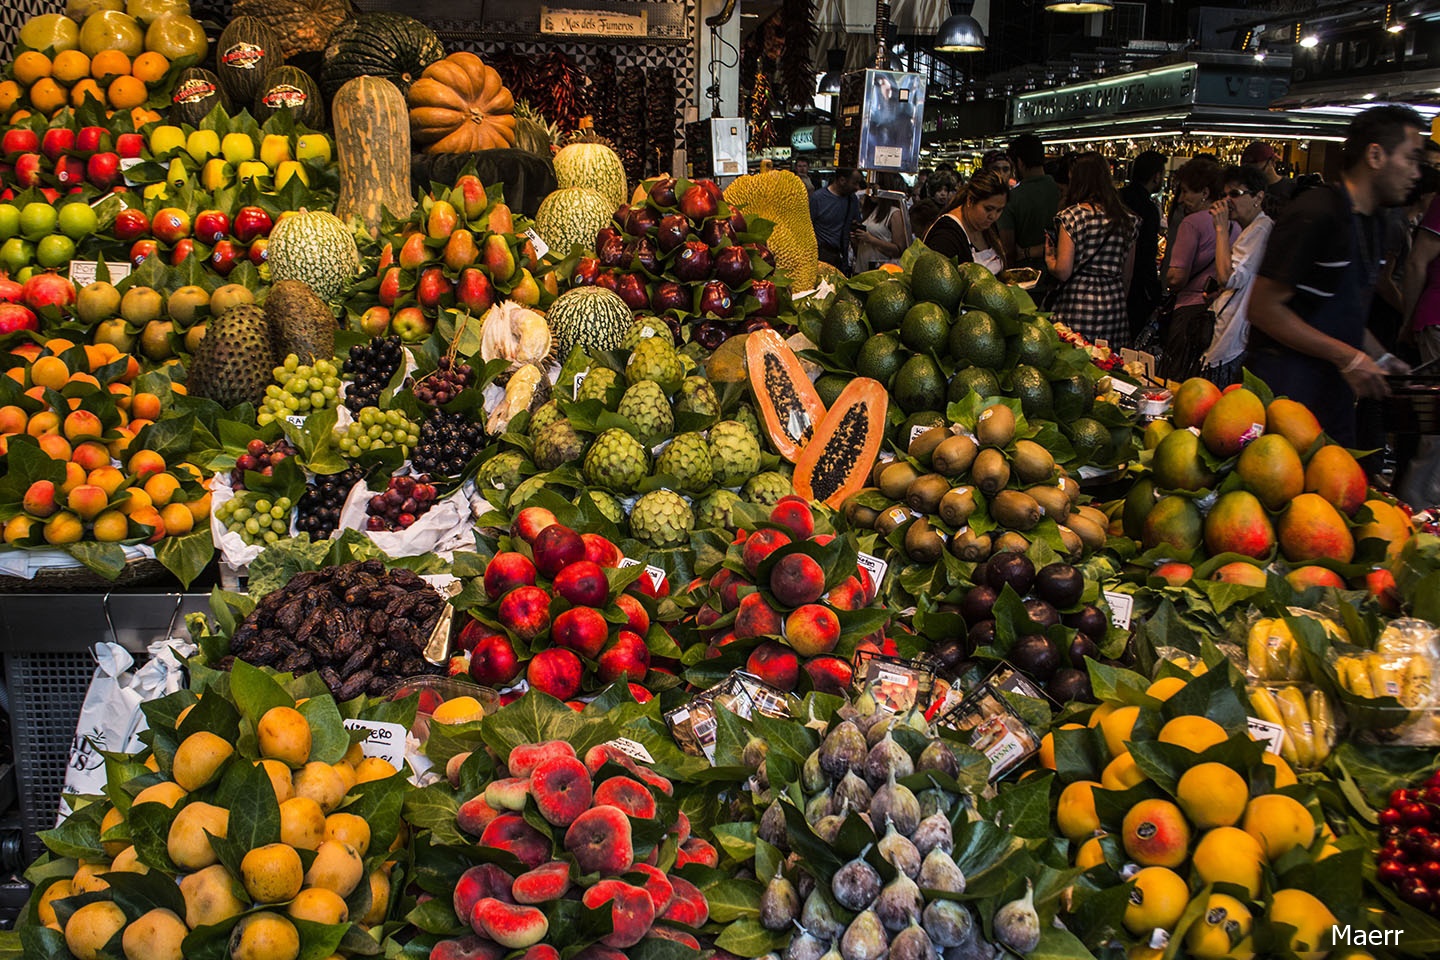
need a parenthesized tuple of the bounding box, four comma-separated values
(320, 12, 444, 99)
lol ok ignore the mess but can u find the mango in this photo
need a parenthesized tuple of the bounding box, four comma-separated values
(1278, 493, 1355, 564)
(1204, 490, 1276, 560)
(1304, 444, 1367, 516)
(1236, 434, 1304, 511)
(1355, 498, 1412, 562)
(1266, 398, 1323, 453)
(1151, 429, 1215, 492)
(1142, 495, 1203, 553)
(1199, 387, 1266, 458)
(1173, 377, 1221, 429)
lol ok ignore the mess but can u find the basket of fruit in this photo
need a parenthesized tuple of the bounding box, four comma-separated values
(0, 548, 171, 592)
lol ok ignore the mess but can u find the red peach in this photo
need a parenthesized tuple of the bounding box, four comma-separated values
(582, 532, 622, 568)
(803, 655, 854, 694)
(769, 497, 815, 540)
(525, 648, 583, 700)
(530, 755, 593, 826)
(554, 560, 609, 607)
(480, 814, 551, 869)
(614, 593, 650, 636)
(734, 592, 784, 639)
(597, 630, 650, 684)
(1152, 562, 1194, 587)
(745, 640, 800, 691)
(742, 528, 792, 576)
(675, 837, 719, 869)
(593, 776, 656, 819)
(484, 551, 536, 599)
(511, 861, 571, 904)
(785, 604, 841, 656)
(468, 631, 522, 687)
(497, 585, 551, 640)
(511, 506, 557, 543)
(826, 576, 868, 610)
(532, 523, 585, 578)
(508, 740, 577, 778)
(552, 606, 610, 659)
(564, 805, 634, 874)
(582, 880, 655, 948)
(710, 568, 751, 611)
(455, 864, 515, 926)
(769, 552, 826, 607)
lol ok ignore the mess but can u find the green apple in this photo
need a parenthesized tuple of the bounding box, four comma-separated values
(220, 132, 255, 165)
(294, 134, 331, 164)
(0, 238, 35, 276)
(185, 129, 220, 165)
(36, 234, 76, 269)
(0, 204, 20, 242)
(19, 203, 58, 242)
(57, 203, 99, 241)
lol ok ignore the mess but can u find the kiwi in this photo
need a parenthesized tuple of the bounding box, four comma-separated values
(975, 403, 1016, 448)
(990, 490, 1042, 531)
(879, 462, 920, 500)
(993, 531, 1032, 554)
(972, 448, 1010, 496)
(904, 518, 945, 563)
(1056, 524, 1084, 558)
(938, 486, 978, 527)
(905, 474, 950, 515)
(908, 425, 951, 463)
(931, 434, 979, 477)
(1058, 473, 1082, 506)
(872, 457, 894, 486)
(948, 528, 992, 561)
(1027, 484, 1071, 523)
(1011, 440, 1055, 484)
(874, 504, 912, 538)
(1073, 504, 1110, 530)
(1066, 513, 1107, 551)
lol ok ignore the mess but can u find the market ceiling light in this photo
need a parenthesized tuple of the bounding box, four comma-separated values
(817, 48, 845, 95)
(1045, 0, 1113, 12)
(1295, 22, 1320, 48)
(1254, 43, 1269, 62)
(935, 0, 986, 52)
(1386, 3, 1406, 31)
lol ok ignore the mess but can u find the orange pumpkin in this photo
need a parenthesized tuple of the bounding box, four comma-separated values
(407, 52, 517, 153)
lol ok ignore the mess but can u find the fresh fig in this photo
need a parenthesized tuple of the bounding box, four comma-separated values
(743, 736, 769, 769)
(916, 739, 959, 779)
(801, 888, 844, 940)
(806, 788, 834, 824)
(819, 720, 868, 780)
(864, 714, 895, 747)
(832, 849, 882, 911)
(873, 871, 923, 931)
(911, 811, 954, 857)
(917, 846, 966, 894)
(814, 813, 845, 843)
(877, 821, 921, 879)
(759, 799, 789, 850)
(784, 930, 828, 960)
(869, 769, 921, 836)
(840, 909, 889, 960)
(888, 920, 935, 960)
(994, 879, 1041, 954)
(802, 749, 826, 792)
(864, 731, 915, 787)
(923, 898, 975, 947)
(759, 874, 801, 930)
(832, 770, 873, 816)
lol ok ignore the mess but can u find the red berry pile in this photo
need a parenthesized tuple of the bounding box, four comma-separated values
(365, 474, 439, 531)
(412, 357, 475, 406)
(1377, 774, 1440, 912)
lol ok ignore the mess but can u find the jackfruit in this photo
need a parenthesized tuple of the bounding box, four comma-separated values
(723, 171, 819, 291)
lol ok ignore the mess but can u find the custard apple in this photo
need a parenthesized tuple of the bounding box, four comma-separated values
(630, 490, 694, 547)
(477, 450, 527, 495)
(708, 420, 762, 487)
(655, 432, 713, 493)
(733, 403, 763, 445)
(621, 317, 675, 351)
(528, 400, 563, 439)
(674, 376, 721, 428)
(576, 489, 626, 527)
(617, 381, 674, 444)
(694, 489, 743, 529)
(583, 428, 648, 492)
(680, 353, 698, 376)
(576, 366, 622, 408)
(743, 470, 793, 506)
(626, 337, 684, 394)
(534, 419, 587, 471)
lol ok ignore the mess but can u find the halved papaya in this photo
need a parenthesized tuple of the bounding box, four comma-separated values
(746, 327, 827, 463)
(793, 377, 889, 508)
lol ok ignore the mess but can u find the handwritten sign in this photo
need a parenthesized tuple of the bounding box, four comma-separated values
(342, 719, 407, 768)
(68, 261, 131, 285)
(540, 7, 647, 38)
(619, 556, 666, 592)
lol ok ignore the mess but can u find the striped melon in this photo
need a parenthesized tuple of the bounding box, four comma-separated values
(534, 187, 615, 259)
(553, 139, 628, 208)
(547, 286, 633, 357)
(267, 209, 361, 303)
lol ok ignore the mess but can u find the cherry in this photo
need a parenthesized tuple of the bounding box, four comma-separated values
(398, 513, 416, 528)
(1403, 802, 1433, 826)
(236, 454, 258, 471)
(1422, 787, 1440, 808)
(1422, 861, 1440, 884)
(1401, 877, 1433, 908)
(247, 438, 267, 456)
(366, 516, 386, 531)
(1378, 859, 1409, 884)
(1380, 806, 1405, 828)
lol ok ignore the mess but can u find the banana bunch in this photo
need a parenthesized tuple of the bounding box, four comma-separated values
(1247, 618, 1309, 682)
(1334, 652, 1432, 707)
(1249, 685, 1336, 768)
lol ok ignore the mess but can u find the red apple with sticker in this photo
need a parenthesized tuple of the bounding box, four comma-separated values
(194, 209, 229, 244)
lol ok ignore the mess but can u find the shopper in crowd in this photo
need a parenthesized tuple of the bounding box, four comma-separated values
(923, 169, 1009, 273)
(810, 168, 865, 274)
(1162, 158, 1236, 380)
(793, 158, 816, 193)
(1160, 156, 1220, 282)
(1044, 152, 1139, 346)
(1122, 150, 1167, 338)
(1398, 181, 1440, 504)
(1000, 134, 1060, 271)
(1424, 139, 1440, 169)
(980, 149, 1013, 185)
(927, 170, 958, 214)
(1248, 104, 1421, 448)
(912, 167, 932, 201)
(852, 173, 910, 271)
(1242, 141, 1295, 217)
(1199, 165, 1275, 385)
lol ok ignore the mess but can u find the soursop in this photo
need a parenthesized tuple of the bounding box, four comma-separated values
(576, 366, 622, 408)
(655, 432, 713, 493)
(477, 451, 527, 495)
(621, 317, 675, 351)
(626, 338, 685, 394)
(744, 470, 793, 506)
(674, 376, 721, 428)
(694, 489, 743, 529)
(533, 419, 587, 471)
(583, 428, 648, 492)
(617, 381, 674, 444)
(188, 303, 277, 408)
(630, 490, 694, 547)
(576, 489, 626, 527)
(528, 400, 563, 439)
(709, 420, 762, 487)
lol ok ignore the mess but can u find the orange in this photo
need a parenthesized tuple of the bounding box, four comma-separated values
(13, 51, 53, 86)
(51, 50, 91, 85)
(106, 75, 145, 110)
(131, 51, 168, 84)
(0, 80, 22, 115)
(90, 50, 131, 82)
(9, 109, 33, 124)
(70, 79, 104, 109)
(128, 106, 160, 129)
(27, 78, 68, 116)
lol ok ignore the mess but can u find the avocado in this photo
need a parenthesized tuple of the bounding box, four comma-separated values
(1011, 364, 1054, 419)
(893, 354, 947, 414)
(949, 310, 1006, 369)
(949, 367, 1002, 403)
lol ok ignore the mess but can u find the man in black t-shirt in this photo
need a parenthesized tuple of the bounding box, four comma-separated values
(1246, 106, 1421, 447)
(1121, 150, 1166, 337)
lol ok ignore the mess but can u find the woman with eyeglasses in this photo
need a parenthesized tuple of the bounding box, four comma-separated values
(1199, 165, 1274, 385)
(1160, 157, 1238, 380)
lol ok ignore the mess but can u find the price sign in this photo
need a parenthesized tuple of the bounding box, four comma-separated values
(285, 415, 307, 428)
(857, 552, 888, 590)
(342, 719, 407, 768)
(603, 738, 654, 764)
(619, 556, 666, 592)
(524, 228, 550, 260)
(1103, 590, 1134, 630)
(68, 261, 132, 285)
(1246, 717, 1286, 756)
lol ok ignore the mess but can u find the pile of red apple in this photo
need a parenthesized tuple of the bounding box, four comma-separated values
(430, 740, 714, 958)
(363, 175, 549, 343)
(452, 506, 672, 704)
(1377, 773, 1440, 913)
(117, 201, 275, 276)
(571, 175, 786, 348)
(1, 124, 138, 198)
(691, 496, 890, 694)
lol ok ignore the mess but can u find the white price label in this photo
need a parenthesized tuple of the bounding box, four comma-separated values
(619, 556, 666, 592)
(573, 368, 589, 394)
(1246, 717, 1286, 756)
(909, 423, 931, 444)
(285, 415, 307, 428)
(524, 228, 550, 261)
(68, 261, 132, 285)
(1103, 590, 1134, 630)
(1110, 379, 1139, 397)
(872, 146, 904, 167)
(856, 551, 888, 589)
(342, 719, 407, 768)
(603, 737, 654, 764)
(119, 156, 143, 185)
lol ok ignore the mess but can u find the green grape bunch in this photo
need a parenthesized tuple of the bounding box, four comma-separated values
(257, 355, 343, 426)
(338, 407, 421, 459)
(215, 493, 294, 546)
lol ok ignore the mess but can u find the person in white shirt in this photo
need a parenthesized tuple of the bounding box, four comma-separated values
(1201, 165, 1275, 385)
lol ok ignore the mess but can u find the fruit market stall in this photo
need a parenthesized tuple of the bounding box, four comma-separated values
(1, 3, 1440, 959)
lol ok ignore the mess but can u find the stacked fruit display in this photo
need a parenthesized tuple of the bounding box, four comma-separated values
(559, 173, 788, 347)
(1, 116, 148, 198)
(429, 738, 711, 956)
(20, 661, 405, 960)
(1118, 376, 1414, 597)
(1377, 771, 1440, 912)
(806, 249, 1137, 467)
(450, 509, 667, 700)
(681, 497, 893, 694)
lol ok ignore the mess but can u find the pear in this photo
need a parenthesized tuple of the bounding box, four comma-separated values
(801, 888, 843, 941)
(877, 821, 921, 879)
(831, 848, 882, 911)
(917, 846, 966, 894)
(840, 909, 889, 960)
(832, 770, 873, 816)
(888, 920, 935, 960)
(819, 720, 868, 781)
(869, 768, 921, 836)
(759, 874, 801, 930)
(994, 879, 1041, 954)
(864, 730, 915, 788)
(873, 870, 924, 932)
(911, 811, 954, 857)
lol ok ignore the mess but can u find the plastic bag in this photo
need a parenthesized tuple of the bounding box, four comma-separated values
(336, 476, 474, 557)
